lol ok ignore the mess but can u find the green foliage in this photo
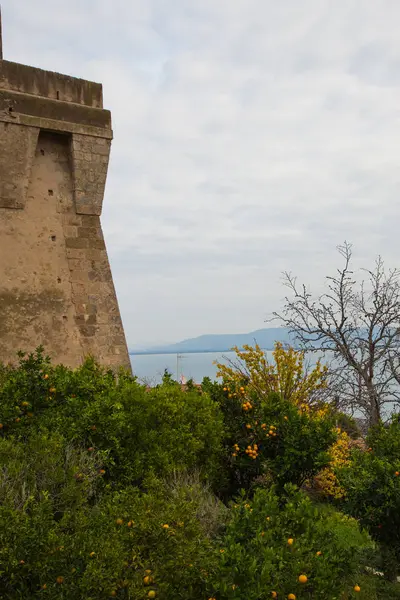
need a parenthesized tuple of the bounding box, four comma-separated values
(353, 572, 400, 600)
(0, 348, 398, 597)
(207, 485, 372, 600)
(0, 472, 223, 599)
(256, 394, 337, 488)
(205, 380, 337, 497)
(0, 349, 224, 486)
(338, 415, 400, 580)
(335, 412, 361, 439)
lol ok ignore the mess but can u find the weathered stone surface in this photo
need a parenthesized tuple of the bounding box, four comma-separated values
(0, 55, 131, 372)
(0, 122, 38, 209)
(71, 134, 111, 215)
(0, 60, 103, 107)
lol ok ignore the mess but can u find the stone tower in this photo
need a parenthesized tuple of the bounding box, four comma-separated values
(0, 15, 131, 370)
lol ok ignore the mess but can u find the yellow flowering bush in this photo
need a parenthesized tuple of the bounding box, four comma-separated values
(313, 429, 352, 499)
(215, 342, 328, 407)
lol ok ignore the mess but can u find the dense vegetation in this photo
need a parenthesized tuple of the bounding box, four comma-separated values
(0, 345, 399, 599)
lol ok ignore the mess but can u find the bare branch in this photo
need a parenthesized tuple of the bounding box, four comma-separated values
(271, 242, 400, 427)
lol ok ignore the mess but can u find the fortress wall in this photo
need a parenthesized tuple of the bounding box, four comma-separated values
(0, 58, 131, 370)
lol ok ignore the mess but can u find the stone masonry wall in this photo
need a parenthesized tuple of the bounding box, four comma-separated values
(0, 120, 38, 209)
(0, 130, 131, 370)
(71, 134, 111, 216)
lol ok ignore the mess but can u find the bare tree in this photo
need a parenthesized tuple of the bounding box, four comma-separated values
(272, 242, 400, 426)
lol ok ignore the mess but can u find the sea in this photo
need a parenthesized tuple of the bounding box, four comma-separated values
(129, 351, 275, 385)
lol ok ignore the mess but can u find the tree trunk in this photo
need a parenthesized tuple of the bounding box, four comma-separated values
(366, 383, 380, 427)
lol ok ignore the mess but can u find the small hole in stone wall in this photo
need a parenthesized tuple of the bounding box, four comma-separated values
(62, 315, 67, 321)
(56, 91, 60, 100)
(48, 189, 54, 196)
(40, 149, 45, 155)
(57, 277, 61, 283)
(51, 235, 56, 242)
(8, 106, 13, 113)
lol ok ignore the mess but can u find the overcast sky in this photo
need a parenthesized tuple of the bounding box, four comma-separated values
(3, 1, 400, 347)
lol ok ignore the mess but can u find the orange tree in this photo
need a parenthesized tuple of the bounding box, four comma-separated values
(206, 484, 372, 600)
(337, 415, 400, 582)
(0, 459, 219, 600)
(201, 391, 337, 500)
(0, 349, 224, 488)
(203, 344, 337, 499)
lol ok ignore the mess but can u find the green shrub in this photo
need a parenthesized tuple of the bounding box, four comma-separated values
(0, 433, 101, 512)
(204, 383, 337, 498)
(207, 485, 373, 600)
(338, 415, 400, 581)
(0, 471, 226, 600)
(0, 349, 224, 487)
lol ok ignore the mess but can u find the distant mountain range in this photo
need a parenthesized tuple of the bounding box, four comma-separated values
(129, 328, 298, 355)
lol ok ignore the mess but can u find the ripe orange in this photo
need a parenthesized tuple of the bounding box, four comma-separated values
(287, 538, 294, 546)
(116, 519, 123, 526)
(271, 592, 277, 598)
(298, 574, 307, 583)
(89, 552, 96, 558)
(15, 418, 21, 423)
(162, 524, 169, 529)
(127, 520, 133, 527)
(395, 471, 399, 477)
(56, 576, 64, 584)
(288, 594, 296, 600)
(42, 584, 47, 590)
(0, 424, 3, 429)
(143, 576, 152, 585)
(316, 551, 322, 556)
(148, 592, 156, 599)
(44, 374, 49, 379)
(354, 585, 361, 593)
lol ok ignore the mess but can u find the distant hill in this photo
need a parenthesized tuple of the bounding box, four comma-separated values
(130, 328, 297, 355)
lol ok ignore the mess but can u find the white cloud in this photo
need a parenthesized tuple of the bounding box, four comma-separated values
(3, 0, 400, 346)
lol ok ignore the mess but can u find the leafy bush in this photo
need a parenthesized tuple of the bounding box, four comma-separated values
(338, 416, 400, 581)
(0, 349, 224, 486)
(207, 485, 372, 600)
(203, 344, 338, 499)
(0, 348, 398, 598)
(205, 382, 337, 497)
(0, 472, 224, 599)
(214, 342, 328, 405)
(311, 429, 352, 499)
